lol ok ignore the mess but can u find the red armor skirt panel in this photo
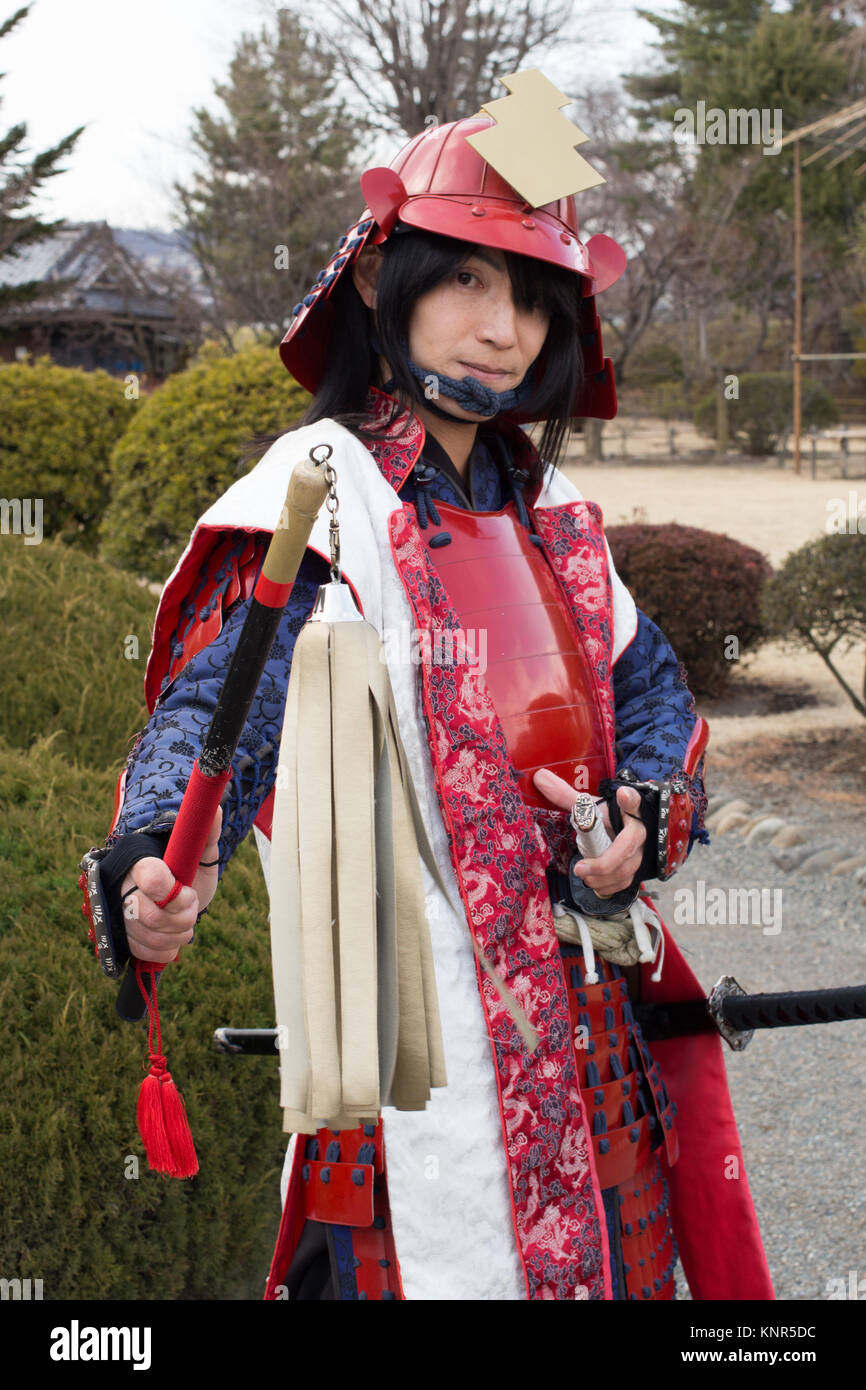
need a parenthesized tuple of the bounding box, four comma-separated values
(418, 500, 610, 806)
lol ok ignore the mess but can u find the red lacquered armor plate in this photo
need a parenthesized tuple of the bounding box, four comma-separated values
(420, 500, 609, 806)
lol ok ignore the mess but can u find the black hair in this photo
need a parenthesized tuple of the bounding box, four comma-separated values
(242, 226, 585, 489)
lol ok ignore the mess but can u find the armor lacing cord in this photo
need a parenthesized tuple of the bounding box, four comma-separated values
(410, 461, 442, 530)
(552, 899, 665, 982)
(552, 901, 599, 984)
(504, 460, 532, 530)
(496, 440, 547, 549)
(637, 900, 665, 984)
(629, 902, 656, 966)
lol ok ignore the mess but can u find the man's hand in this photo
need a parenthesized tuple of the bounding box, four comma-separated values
(533, 769, 646, 897)
(120, 807, 223, 964)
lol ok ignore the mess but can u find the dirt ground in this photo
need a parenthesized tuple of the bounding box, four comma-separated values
(562, 451, 864, 567)
(565, 412, 866, 480)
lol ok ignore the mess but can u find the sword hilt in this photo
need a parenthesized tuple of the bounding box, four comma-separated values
(569, 793, 613, 859)
(723, 983, 866, 1032)
(637, 977, 866, 1050)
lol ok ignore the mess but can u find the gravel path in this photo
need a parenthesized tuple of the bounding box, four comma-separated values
(653, 784, 866, 1302)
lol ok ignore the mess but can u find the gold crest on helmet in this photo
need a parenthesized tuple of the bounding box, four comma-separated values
(466, 69, 606, 208)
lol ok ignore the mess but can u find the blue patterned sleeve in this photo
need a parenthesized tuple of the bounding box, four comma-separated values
(612, 608, 709, 850)
(107, 543, 330, 875)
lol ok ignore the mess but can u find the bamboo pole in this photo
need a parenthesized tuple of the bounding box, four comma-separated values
(793, 139, 803, 476)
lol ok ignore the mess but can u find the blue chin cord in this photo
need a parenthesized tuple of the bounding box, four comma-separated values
(372, 334, 537, 419)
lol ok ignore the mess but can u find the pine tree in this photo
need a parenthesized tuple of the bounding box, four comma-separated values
(625, 0, 860, 232)
(0, 4, 84, 315)
(626, 0, 765, 125)
(174, 9, 367, 347)
(613, 0, 866, 382)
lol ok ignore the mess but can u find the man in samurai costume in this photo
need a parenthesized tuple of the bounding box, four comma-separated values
(89, 72, 774, 1301)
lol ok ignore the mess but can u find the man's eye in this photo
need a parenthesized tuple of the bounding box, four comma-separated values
(455, 269, 480, 286)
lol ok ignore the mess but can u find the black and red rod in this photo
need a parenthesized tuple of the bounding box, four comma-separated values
(117, 450, 331, 1022)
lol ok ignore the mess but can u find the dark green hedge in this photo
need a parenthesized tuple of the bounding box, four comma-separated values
(694, 371, 837, 455)
(761, 530, 866, 716)
(0, 738, 283, 1300)
(0, 537, 154, 768)
(607, 522, 773, 696)
(0, 357, 137, 549)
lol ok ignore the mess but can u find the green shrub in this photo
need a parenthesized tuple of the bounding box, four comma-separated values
(694, 372, 837, 455)
(0, 537, 155, 768)
(761, 530, 866, 716)
(0, 357, 136, 549)
(606, 522, 773, 697)
(0, 736, 283, 1300)
(648, 380, 688, 422)
(100, 345, 309, 581)
(627, 342, 684, 389)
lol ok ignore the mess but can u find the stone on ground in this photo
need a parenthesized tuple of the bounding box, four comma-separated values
(830, 855, 866, 876)
(795, 847, 847, 875)
(706, 799, 751, 831)
(745, 817, 788, 844)
(770, 825, 810, 849)
(713, 811, 751, 835)
(770, 843, 832, 872)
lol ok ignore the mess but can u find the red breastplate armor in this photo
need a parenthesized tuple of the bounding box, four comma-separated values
(419, 499, 610, 808)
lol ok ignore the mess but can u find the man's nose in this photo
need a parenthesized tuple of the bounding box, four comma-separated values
(477, 291, 519, 346)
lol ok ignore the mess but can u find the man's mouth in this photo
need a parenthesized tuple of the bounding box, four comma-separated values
(459, 361, 510, 381)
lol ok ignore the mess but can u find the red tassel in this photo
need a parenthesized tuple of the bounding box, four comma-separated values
(159, 1071, 199, 1178)
(137, 1064, 175, 1172)
(135, 962, 199, 1178)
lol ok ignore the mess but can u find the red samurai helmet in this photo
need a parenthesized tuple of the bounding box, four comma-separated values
(279, 70, 627, 421)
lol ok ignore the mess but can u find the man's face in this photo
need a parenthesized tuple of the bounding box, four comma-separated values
(407, 246, 549, 420)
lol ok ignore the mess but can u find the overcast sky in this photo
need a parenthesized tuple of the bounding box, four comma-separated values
(2, 0, 654, 232)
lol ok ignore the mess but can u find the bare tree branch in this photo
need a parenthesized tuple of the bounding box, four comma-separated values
(293, 0, 575, 135)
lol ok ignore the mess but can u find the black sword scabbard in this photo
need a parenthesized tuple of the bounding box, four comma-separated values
(215, 984, 866, 1058)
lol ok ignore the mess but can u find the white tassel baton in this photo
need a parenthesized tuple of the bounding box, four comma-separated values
(269, 447, 536, 1139)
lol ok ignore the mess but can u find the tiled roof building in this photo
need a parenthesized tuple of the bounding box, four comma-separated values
(0, 222, 204, 378)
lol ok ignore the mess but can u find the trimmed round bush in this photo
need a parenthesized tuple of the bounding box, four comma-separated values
(694, 372, 837, 455)
(0, 736, 283, 1299)
(761, 530, 866, 716)
(0, 356, 137, 549)
(648, 380, 688, 422)
(627, 342, 683, 389)
(606, 522, 773, 696)
(0, 537, 155, 768)
(100, 345, 309, 581)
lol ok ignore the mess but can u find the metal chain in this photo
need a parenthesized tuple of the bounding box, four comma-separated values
(309, 443, 341, 581)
